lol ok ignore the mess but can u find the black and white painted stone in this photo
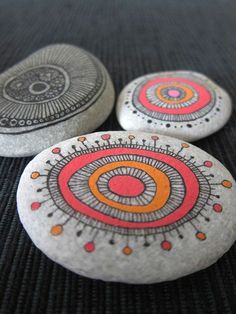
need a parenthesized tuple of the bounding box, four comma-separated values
(116, 71, 232, 141)
(0, 44, 115, 156)
(17, 131, 236, 283)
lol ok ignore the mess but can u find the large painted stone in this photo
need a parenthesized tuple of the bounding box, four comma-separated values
(0, 44, 114, 157)
(17, 131, 236, 283)
(116, 71, 232, 141)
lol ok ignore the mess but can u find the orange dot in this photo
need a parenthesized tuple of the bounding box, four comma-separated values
(51, 225, 63, 236)
(196, 232, 206, 241)
(128, 135, 135, 140)
(78, 136, 86, 143)
(181, 143, 190, 148)
(122, 246, 133, 255)
(221, 180, 232, 188)
(31, 171, 40, 179)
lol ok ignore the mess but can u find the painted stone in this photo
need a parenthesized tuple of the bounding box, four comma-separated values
(17, 131, 236, 283)
(116, 71, 232, 141)
(0, 44, 114, 157)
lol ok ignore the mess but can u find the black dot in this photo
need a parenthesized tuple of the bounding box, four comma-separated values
(47, 213, 53, 217)
(76, 230, 82, 237)
(125, 101, 129, 104)
(133, 110, 137, 114)
(219, 96, 222, 99)
(166, 123, 171, 128)
(144, 242, 150, 247)
(187, 124, 192, 128)
(37, 189, 42, 192)
(179, 235, 184, 239)
(216, 108, 220, 112)
(205, 218, 210, 222)
(205, 118, 209, 122)
(147, 120, 152, 124)
(109, 239, 115, 245)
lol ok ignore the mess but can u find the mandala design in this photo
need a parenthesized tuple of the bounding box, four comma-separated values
(121, 72, 225, 130)
(133, 76, 215, 122)
(30, 134, 232, 255)
(4, 65, 69, 103)
(0, 45, 106, 134)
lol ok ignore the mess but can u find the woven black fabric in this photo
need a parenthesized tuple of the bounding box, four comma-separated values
(0, 0, 236, 313)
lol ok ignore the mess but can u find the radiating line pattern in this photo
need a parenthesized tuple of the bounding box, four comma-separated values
(28, 133, 232, 253)
(132, 72, 217, 122)
(0, 45, 106, 134)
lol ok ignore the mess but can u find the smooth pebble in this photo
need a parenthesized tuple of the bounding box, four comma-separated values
(116, 71, 232, 141)
(0, 44, 115, 156)
(17, 131, 236, 283)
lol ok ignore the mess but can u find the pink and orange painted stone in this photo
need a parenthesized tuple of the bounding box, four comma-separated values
(17, 131, 236, 283)
(116, 71, 232, 142)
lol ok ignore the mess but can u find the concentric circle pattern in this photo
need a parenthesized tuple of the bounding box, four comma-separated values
(27, 132, 233, 254)
(133, 75, 215, 122)
(118, 72, 232, 142)
(0, 44, 106, 134)
(46, 135, 210, 236)
(4, 65, 69, 103)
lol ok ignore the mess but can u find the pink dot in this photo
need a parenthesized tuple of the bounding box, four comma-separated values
(151, 135, 159, 141)
(161, 240, 172, 251)
(213, 203, 222, 213)
(168, 89, 180, 98)
(108, 175, 145, 197)
(84, 242, 95, 253)
(101, 134, 111, 141)
(52, 147, 61, 154)
(204, 161, 213, 168)
(31, 202, 41, 210)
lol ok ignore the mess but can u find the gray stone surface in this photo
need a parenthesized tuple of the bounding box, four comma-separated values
(116, 71, 232, 141)
(17, 131, 236, 283)
(0, 44, 115, 157)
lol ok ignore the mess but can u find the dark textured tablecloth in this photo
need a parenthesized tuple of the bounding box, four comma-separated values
(0, 0, 236, 313)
